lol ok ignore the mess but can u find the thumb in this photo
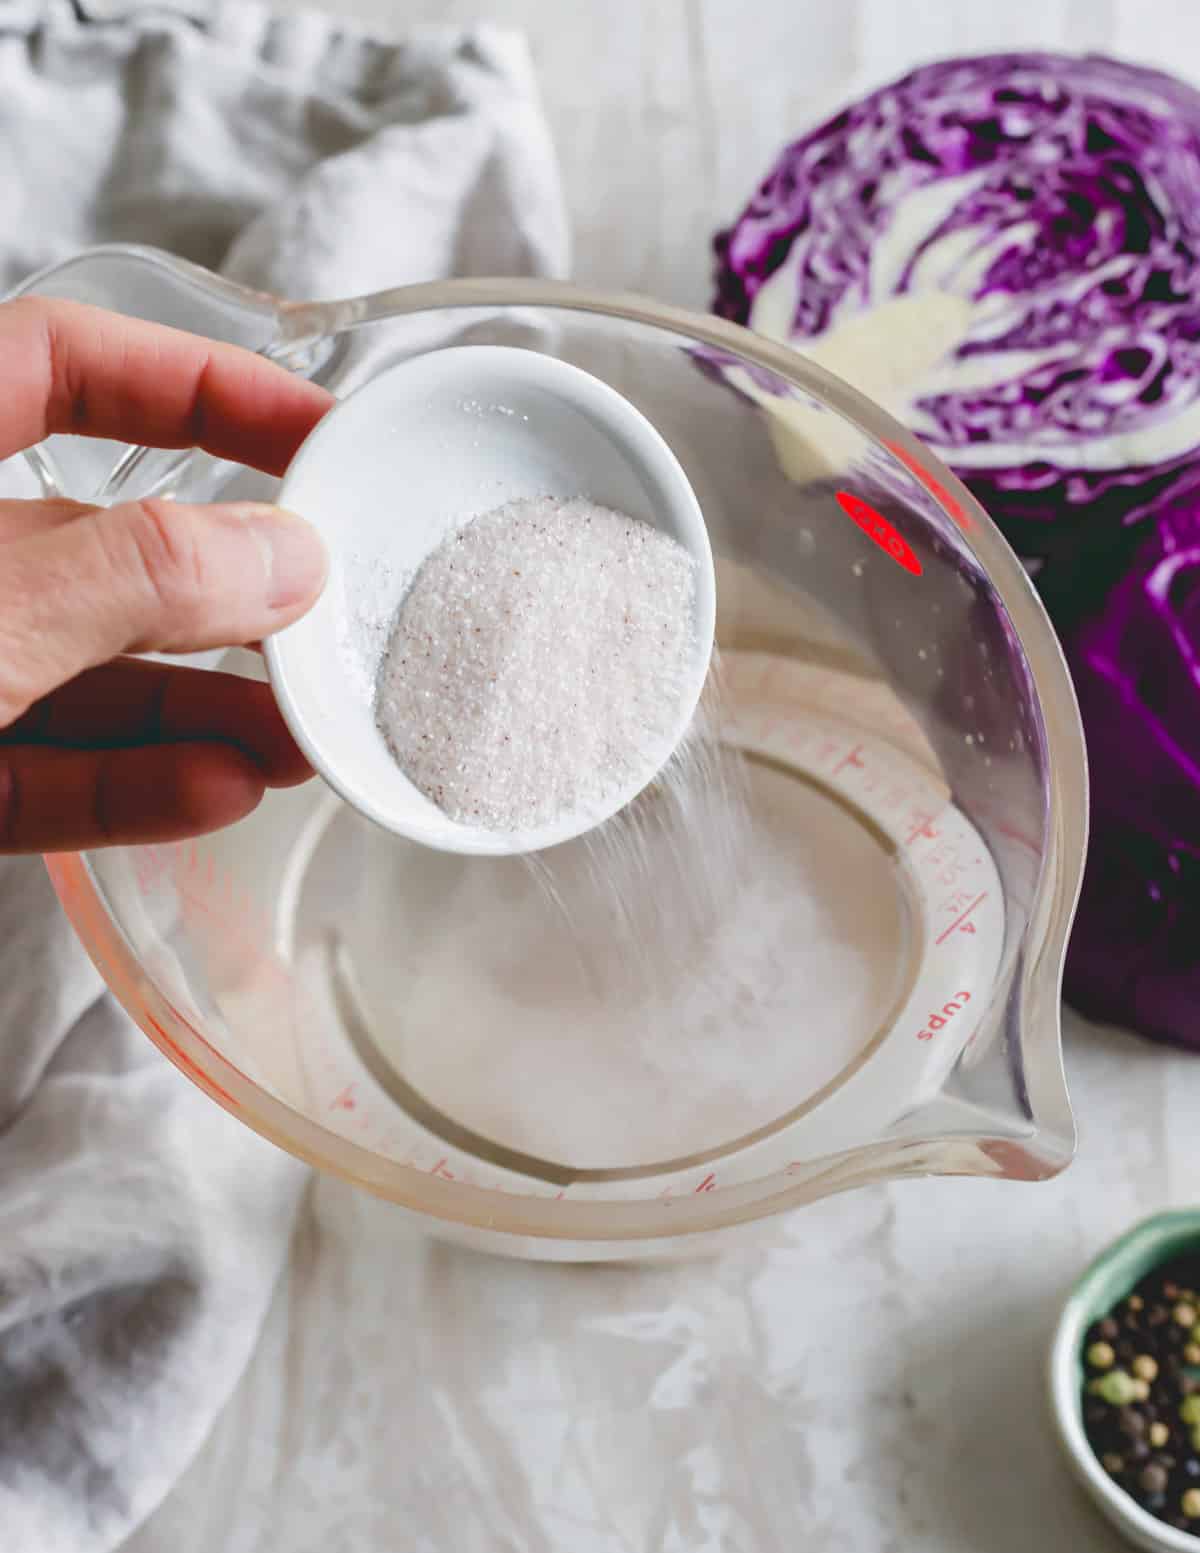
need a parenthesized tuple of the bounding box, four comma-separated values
(0, 498, 328, 726)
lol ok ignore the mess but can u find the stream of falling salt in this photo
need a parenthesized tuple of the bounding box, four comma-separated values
(521, 680, 754, 1010)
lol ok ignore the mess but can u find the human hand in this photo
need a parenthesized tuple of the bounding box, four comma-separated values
(0, 297, 334, 853)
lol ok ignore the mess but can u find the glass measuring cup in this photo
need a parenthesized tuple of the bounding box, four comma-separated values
(16, 246, 1088, 1259)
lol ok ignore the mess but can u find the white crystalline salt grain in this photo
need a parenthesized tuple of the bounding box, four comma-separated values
(375, 495, 698, 831)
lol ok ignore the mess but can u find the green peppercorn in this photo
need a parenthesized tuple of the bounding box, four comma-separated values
(1133, 1355, 1159, 1382)
(1095, 1371, 1141, 1405)
(1088, 1341, 1116, 1370)
(1180, 1395, 1200, 1425)
(1183, 1487, 1200, 1519)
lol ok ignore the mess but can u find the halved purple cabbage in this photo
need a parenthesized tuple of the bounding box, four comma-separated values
(1062, 496, 1200, 1043)
(713, 52, 1200, 1049)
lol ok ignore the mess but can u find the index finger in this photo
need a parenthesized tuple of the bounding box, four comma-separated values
(0, 296, 335, 474)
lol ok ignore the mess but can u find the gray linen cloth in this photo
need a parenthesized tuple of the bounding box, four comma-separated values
(0, 5, 567, 1551)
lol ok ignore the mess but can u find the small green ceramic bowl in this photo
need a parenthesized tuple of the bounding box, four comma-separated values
(1049, 1210, 1200, 1553)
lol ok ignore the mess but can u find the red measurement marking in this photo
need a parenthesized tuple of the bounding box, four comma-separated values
(935, 893, 987, 945)
(906, 814, 940, 845)
(816, 737, 841, 766)
(694, 1173, 716, 1193)
(915, 989, 972, 1042)
(329, 1084, 357, 1112)
(832, 744, 865, 776)
(429, 1158, 455, 1181)
(134, 845, 171, 892)
(883, 438, 971, 529)
(995, 820, 1041, 854)
(835, 491, 923, 576)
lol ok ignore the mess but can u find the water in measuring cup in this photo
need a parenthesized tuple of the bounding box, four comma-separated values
(139, 647, 1002, 1191)
(281, 657, 925, 1174)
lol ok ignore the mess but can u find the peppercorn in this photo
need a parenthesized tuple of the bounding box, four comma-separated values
(1133, 1356, 1159, 1382)
(1182, 1487, 1200, 1519)
(1150, 1422, 1170, 1448)
(1101, 1452, 1124, 1476)
(1118, 1407, 1147, 1437)
(1096, 1371, 1141, 1405)
(1186, 1344, 1200, 1366)
(1097, 1316, 1120, 1342)
(1180, 1395, 1200, 1425)
(1129, 1295, 1146, 1313)
(1131, 1379, 1152, 1402)
(1088, 1341, 1116, 1370)
(1141, 1463, 1169, 1495)
(1174, 1304, 1198, 1329)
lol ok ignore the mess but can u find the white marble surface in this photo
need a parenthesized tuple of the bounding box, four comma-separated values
(123, 2, 1200, 1549)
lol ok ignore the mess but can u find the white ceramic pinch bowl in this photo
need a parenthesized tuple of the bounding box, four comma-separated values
(264, 345, 715, 855)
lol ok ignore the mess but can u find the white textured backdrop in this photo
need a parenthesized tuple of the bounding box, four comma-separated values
(124, 4, 1200, 1550)
(272, 0, 1200, 315)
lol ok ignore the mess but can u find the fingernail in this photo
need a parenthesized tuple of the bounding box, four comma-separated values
(240, 505, 328, 611)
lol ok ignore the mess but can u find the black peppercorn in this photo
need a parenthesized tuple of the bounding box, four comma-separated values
(1140, 1463, 1169, 1495)
(1118, 1408, 1147, 1438)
